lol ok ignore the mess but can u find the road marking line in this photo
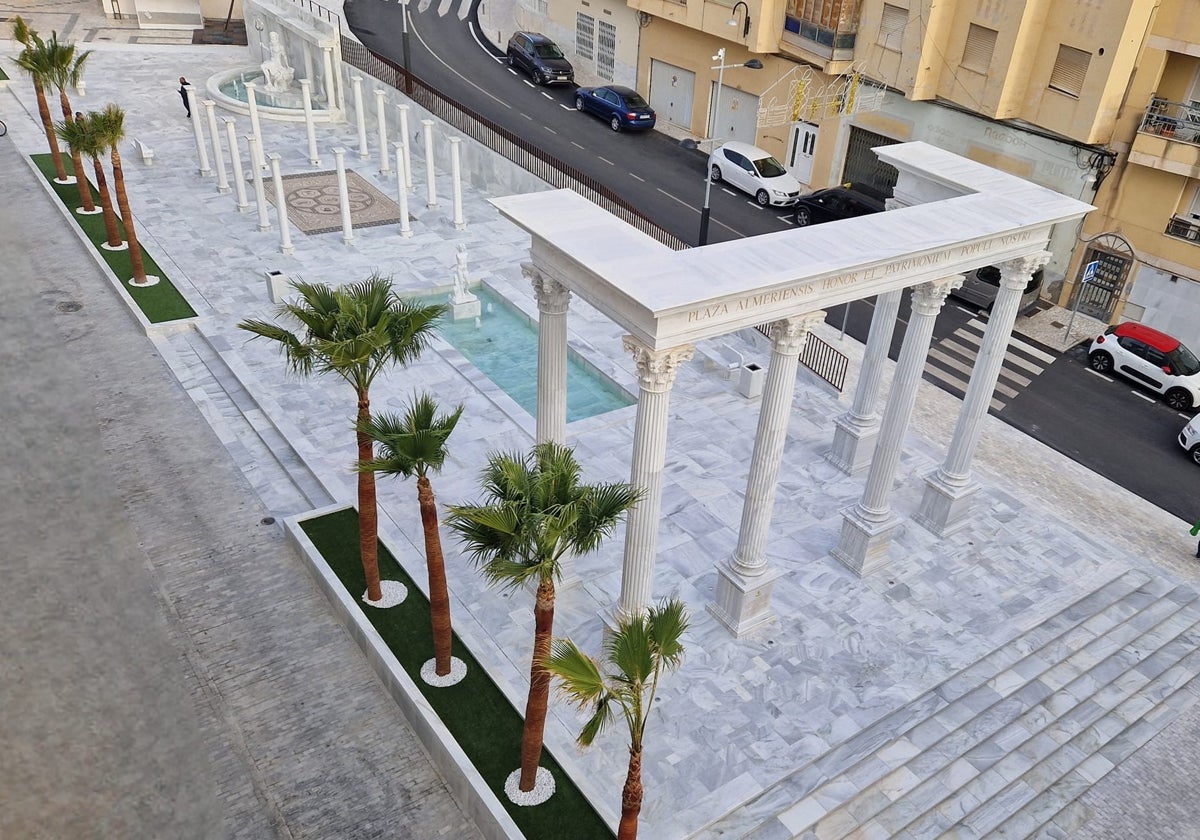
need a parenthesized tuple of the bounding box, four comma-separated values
(558, 103, 573, 110)
(1085, 369, 1114, 383)
(953, 305, 977, 316)
(597, 156, 614, 166)
(940, 339, 1032, 387)
(542, 125, 557, 135)
(541, 92, 553, 100)
(1130, 391, 1157, 403)
(629, 173, 645, 182)
(948, 329, 1045, 376)
(570, 141, 585, 149)
(966, 320, 1058, 363)
(657, 189, 697, 211)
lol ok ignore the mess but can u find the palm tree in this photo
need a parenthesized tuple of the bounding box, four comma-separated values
(445, 442, 640, 797)
(358, 394, 464, 678)
(57, 111, 122, 248)
(91, 104, 148, 285)
(544, 598, 689, 840)
(44, 31, 94, 213)
(11, 17, 69, 183)
(239, 278, 445, 602)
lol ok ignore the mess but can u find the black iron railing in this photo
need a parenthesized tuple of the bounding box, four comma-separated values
(1167, 215, 1200, 243)
(755, 324, 848, 392)
(1139, 97, 1200, 145)
(285, 0, 341, 29)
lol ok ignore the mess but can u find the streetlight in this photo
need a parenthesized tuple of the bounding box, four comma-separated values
(728, 1, 752, 38)
(684, 47, 763, 246)
(400, 0, 412, 93)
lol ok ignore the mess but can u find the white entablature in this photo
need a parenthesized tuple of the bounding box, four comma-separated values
(491, 142, 1094, 351)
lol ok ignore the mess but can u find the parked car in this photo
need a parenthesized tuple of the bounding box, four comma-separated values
(708, 141, 804, 207)
(950, 264, 1044, 316)
(1180, 413, 1200, 465)
(1088, 322, 1200, 410)
(505, 32, 573, 85)
(574, 85, 656, 132)
(792, 187, 884, 226)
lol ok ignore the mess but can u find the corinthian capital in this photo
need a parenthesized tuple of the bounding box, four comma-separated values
(769, 310, 827, 355)
(997, 251, 1052, 291)
(522, 262, 571, 314)
(622, 336, 694, 393)
(911, 276, 962, 316)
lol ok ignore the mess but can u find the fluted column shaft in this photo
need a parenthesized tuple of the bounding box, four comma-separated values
(526, 263, 571, 445)
(733, 312, 825, 573)
(848, 289, 903, 424)
(618, 338, 693, 618)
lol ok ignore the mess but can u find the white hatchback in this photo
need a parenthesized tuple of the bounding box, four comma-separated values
(707, 141, 803, 207)
(1180, 414, 1200, 466)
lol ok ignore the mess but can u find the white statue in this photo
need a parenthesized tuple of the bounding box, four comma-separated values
(452, 244, 471, 301)
(261, 31, 295, 93)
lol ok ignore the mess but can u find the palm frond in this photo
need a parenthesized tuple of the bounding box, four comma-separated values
(646, 597, 690, 669)
(545, 638, 607, 707)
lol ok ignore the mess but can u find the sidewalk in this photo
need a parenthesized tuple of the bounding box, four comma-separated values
(3, 6, 1200, 838)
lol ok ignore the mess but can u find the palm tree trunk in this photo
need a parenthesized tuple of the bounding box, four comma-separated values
(91, 155, 122, 247)
(617, 746, 643, 840)
(35, 83, 68, 181)
(357, 392, 383, 602)
(109, 146, 147, 284)
(519, 576, 555, 791)
(417, 475, 453, 675)
(59, 92, 94, 212)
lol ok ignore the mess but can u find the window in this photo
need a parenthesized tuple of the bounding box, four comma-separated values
(1049, 45, 1090, 98)
(961, 24, 997, 73)
(576, 13, 595, 61)
(1186, 185, 1200, 221)
(878, 4, 906, 52)
(597, 20, 616, 80)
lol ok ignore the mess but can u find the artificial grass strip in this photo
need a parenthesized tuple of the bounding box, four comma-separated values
(31, 153, 197, 323)
(301, 508, 616, 840)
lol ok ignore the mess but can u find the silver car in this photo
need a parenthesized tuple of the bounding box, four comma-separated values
(950, 264, 1043, 316)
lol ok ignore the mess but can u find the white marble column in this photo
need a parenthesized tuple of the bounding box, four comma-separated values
(393, 142, 412, 238)
(375, 88, 391, 174)
(204, 101, 230, 194)
(397, 104, 414, 191)
(300, 80, 321, 166)
(245, 83, 265, 171)
(711, 311, 825, 636)
(248, 135, 271, 232)
(526, 263, 571, 446)
(320, 45, 337, 109)
(352, 76, 369, 160)
(826, 289, 903, 474)
(422, 119, 438, 208)
(186, 85, 210, 176)
(268, 153, 294, 255)
(618, 338, 694, 619)
(450, 137, 465, 230)
(915, 252, 1051, 536)
(334, 147, 354, 245)
(223, 118, 249, 212)
(832, 276, 961, 576)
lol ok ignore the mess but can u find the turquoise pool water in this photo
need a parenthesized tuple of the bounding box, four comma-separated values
(418, 286, 634, 423)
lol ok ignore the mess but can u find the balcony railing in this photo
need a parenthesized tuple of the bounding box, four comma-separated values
(1166, 215, 1200, 243)
(1139, 97, 1200, 145)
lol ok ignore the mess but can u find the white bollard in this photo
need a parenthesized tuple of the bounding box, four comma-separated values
(224, 118, 250, 212)
(352, 76, 369, 160)
(393, 142, 412, 238)
(397, 104, 414, 191)
(248, 135, 271, 231)
(375, 88, 391, 174)
(449, 136, 465, 230)
(268, 153, 294, 255)
(334, 147, 355, 245)
(245, 82, 266, 170)
(422, 119, 437, 208)
(300, 79, 321, 166)
(186, 85, 211, 176)
(205, 101, 231, 194)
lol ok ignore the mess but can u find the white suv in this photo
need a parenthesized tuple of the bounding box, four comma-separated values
(1088, 322, 1200, 411)
(1181, 414, 1200, 466)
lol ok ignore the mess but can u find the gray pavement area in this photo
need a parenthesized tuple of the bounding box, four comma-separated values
(3, 2, 1200, 838)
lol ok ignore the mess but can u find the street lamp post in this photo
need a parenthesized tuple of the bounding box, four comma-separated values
(400, 0, 412, 94)
(697, 48, 763, 246)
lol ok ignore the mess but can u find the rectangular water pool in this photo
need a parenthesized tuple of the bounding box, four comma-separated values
(417, 285, 634, 423)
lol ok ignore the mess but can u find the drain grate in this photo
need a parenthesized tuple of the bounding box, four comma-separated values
(56, 301, 83, 312)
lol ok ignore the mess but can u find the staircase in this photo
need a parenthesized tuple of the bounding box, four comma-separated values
(695, 570, 1200, 839)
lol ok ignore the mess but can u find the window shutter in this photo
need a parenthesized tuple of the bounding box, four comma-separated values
(878, 4, 907, 52)
(1049, 45, 1090, 98)
(961, 24, 997, 74)
(576, 13, 595, 61)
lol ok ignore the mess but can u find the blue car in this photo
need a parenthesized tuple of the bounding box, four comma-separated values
(574, 85, 657, 132)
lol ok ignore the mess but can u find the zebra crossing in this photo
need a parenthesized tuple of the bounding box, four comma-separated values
(924, 316, 1058, 411)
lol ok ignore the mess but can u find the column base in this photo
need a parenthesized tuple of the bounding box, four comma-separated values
(825, 412, 880, 475)
(708, 561, 787, 637)
(913, 471, 981, 537)
(830, 505, 900, 577)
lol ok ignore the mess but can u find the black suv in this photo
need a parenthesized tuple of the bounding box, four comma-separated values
(793, 187, 884, 226)
(505, 32, 574, 86)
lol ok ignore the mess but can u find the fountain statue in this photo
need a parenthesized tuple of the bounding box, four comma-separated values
(449, 244, 481, 321)
(261, 31, 295, 93)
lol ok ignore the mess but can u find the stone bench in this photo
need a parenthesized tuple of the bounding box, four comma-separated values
(133, 137, 154, 165)
(699, 342, 744, 379)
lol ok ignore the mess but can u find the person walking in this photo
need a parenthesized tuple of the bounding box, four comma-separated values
(178, 77, 191, 118)
(1192, 518, 1200, 558)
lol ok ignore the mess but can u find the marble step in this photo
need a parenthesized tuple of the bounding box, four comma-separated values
(161, 327, 330, 516)
(796, 578, 1198, 839)
(884, 602, 1200, 838)
(973, 648, 1200, 840)
(690, 570, 1155, 839)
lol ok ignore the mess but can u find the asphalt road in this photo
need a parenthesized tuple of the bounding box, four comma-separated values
(344, 0, 1200, 521)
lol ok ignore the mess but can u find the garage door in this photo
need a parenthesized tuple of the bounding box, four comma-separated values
(649, 60, 694, 129)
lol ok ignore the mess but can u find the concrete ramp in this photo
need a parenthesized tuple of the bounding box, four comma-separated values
(133, 0, 203, 30)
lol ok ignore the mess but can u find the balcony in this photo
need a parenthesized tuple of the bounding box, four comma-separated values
(1166, 215, 1200, 244)
(779, 16, 855, 69)
(1128, 97, 1200, 179)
